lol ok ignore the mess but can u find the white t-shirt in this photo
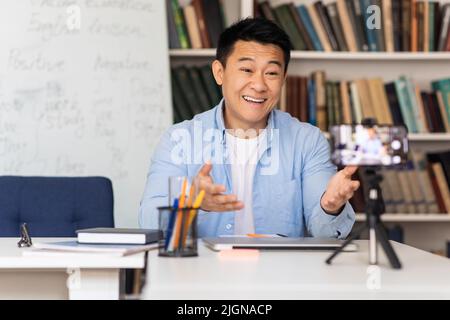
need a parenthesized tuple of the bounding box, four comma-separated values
(225, 130, 266, 235)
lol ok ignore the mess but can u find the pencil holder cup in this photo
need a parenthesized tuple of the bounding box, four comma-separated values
(157, 206, 198, 257)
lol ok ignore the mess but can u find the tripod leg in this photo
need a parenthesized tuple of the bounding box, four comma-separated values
(325, 223, 365, 265)
(374, 223, 402, 269)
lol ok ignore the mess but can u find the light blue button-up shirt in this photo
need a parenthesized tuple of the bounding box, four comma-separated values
(139, 100, 355, 239)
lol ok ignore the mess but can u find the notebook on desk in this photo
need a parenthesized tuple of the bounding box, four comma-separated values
(202, 237, 358, 252)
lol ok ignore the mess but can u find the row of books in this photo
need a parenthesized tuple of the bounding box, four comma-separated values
(167, 0, 226, 49)
(171, 65, 222, 123)
(349, 150, 450, 214)
(255, 0, 450, 52)
(281, 72, 450, 133)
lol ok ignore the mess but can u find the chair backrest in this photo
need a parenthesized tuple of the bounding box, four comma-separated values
(0, 176, 114, 237)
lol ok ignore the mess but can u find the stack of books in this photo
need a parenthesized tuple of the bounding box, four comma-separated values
(255, 0, 450, 52)
(281, 72, 450, 134)
(167, 0, 226, 49)
(171, 65, 222, 123)
(23, 228, 163, 257)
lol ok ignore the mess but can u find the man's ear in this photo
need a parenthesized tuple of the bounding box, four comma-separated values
(212, 60, 224, 86)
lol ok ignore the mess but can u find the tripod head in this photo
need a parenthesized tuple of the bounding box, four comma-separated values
(362, 167, 386, 218)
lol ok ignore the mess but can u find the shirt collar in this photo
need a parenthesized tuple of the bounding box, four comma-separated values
(214, 98, 275, 148)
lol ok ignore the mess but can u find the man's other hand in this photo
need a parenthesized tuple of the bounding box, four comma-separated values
(320, 166, 360, 214)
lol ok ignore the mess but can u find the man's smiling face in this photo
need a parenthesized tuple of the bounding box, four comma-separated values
(212, 40, 286, 130)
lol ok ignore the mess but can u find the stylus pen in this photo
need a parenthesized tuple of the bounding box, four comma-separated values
(276, 233, 287, 237)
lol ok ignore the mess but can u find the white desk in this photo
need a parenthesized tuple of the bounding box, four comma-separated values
(0, 238, 146, 299)
(142, 240, 450, 299)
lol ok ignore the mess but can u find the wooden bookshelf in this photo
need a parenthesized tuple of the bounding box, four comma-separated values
(356, 213, 450, 222)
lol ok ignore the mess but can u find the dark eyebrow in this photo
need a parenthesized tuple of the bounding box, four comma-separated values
(237, 57, 254, 63)
(237, 57, 283, 68)
(268, 60, 282, 68)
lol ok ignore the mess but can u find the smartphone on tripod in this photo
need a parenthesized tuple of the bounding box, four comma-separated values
(326, 123, 406, 269)
(329, 124, 408, 167)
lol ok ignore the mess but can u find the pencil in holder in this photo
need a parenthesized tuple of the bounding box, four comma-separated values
(158, 206, 198, 257)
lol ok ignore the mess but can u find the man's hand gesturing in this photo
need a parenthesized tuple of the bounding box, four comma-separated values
(196, 162, 244, 212)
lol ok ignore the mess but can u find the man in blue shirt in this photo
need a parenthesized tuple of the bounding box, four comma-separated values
(139, 18, 360, 239)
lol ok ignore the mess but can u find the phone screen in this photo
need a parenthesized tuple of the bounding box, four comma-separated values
(329, 125, 408, 166)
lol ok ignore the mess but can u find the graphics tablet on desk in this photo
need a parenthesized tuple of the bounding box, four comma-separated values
(202, 237, 358, 252)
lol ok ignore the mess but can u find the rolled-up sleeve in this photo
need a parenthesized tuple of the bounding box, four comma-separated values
(138, 128, 187, 229)
(301, 130, 355, 239)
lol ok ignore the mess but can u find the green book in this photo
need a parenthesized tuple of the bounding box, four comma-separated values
(431, 78, 450, 125)
(394, 78, 418, 133)
(333, 82, 342, 124)
(429, 2, 435, 52)
(198, 65, 222, 106)
(404, 77, 426, 133)
(172, 66, 204, 118)
(188, 67, 211, 112)
(171, 69, 193, 121)
(172, 100, 183, 124)
(326, 81, 335, 126)
(273, 4, 306, 50)
(171, 0, 190, 49)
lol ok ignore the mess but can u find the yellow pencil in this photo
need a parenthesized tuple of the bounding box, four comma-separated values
(181, 190, 205, 247)
(181, 183, 196, 245)
(171, 178, 187, 250)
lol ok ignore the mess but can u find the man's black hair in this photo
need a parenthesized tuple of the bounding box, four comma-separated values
(216, 17, 292, 73)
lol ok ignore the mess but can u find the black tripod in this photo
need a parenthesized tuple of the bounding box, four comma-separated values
(326, 168, 402, 269)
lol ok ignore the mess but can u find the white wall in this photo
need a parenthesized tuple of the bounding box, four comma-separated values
(0, 0, 172, 227)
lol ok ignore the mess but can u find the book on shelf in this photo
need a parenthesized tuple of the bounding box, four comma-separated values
(307, 3, 333, 52)
(432, 77, 450, 126)
(183, 4, 202, 49)
(430, 162, 450, 213)
(76, 228, 163, 245)
(382, 0, 395, 52)
(326, 2, 348, 51)
(427, 150, 450, 186)
(346, 0, 367, 51)
(170, 0, 190, 49)
(201, 0, 226, 48)
(251, 0, 450, 52)
(167, 0, 181, 49)
(314, 1, 340, 51)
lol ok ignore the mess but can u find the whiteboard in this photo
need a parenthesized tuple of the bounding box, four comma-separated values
(0, 0, 172, 227)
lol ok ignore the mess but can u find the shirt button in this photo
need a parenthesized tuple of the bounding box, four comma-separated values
(225, 224, 232, 230)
